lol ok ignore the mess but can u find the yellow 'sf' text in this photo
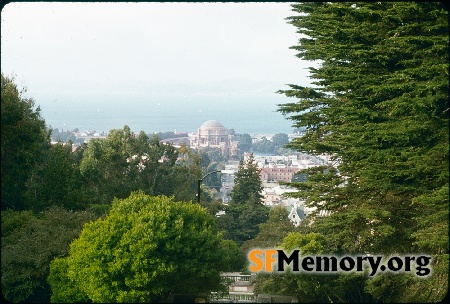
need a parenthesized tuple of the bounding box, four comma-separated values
(248, 249, 278, 272)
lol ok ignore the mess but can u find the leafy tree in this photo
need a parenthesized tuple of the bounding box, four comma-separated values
(47, 256, 89, 303)
(79, 126, 183, 206)
(241, 205, 299, 284)
(272, 133, 289, 150)
(79, 130, 130, 205)
(1, 207, 97, 303)
(410, 187, 449, 300)
(199, 148, 211, 167)
(362, 185, 449, 303)
(241, 206, 298, 256)
(140, 134, 179, 197)
(275, 2, 448, 302)
(49, 192, 227, 303)
(1, 74, 50, 210)
(172, 144, 203, 202)
(219, 240, 245, 272)
(203, 161, 223, 192)
(198, 186, 224, 216)
(282, 232, 327, 254)
(199, 146, 228, 163)
(237, 133, 252, 153)
(252, 137, 275, 154)
(25, 142, 87, 212)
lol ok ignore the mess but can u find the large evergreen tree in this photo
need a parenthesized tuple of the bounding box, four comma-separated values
(275, 2, 448, 301)
(230, 154, 264, 205)
(219, 154, 269, 245)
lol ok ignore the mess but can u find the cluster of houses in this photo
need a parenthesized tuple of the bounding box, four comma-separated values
(218, 152, 332, 227)
(254, 153, 332, 225)
(144, 119, 333, 227)
(72, 130, 107, 142)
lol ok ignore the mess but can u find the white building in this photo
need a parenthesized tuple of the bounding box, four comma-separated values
(189, 120, 238, 155)
(287, 200, 306, 227)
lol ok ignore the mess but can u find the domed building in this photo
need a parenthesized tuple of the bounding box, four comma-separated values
(190, 120, 238, 155)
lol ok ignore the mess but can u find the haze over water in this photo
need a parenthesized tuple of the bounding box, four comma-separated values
(2, 2, 311, 135)
(38, 96, 296, 135)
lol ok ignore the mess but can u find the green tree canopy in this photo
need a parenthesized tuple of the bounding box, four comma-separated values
(219, 240, 246, 272)
(278, 0, 449, 254)
(241, 205, 297, 256)
(1, 74, 50, 210)
(251, 137, 276, 154)
(254, 231, 371, 303)
(1, 207, 97, 303)
(25, 142, 87, 212)
(237, 133, 253, 153)
(49, 192, 226, 303)
(78, 126, 198, 207)
(272, 133, 289, 150)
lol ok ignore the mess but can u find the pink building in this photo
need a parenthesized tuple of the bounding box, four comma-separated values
(259, 167, 300, 182)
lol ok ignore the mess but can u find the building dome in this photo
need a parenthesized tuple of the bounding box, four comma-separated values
(190, 120, 238, 156)
(200, 120, 225, 129)
(198, 120, 228, 138)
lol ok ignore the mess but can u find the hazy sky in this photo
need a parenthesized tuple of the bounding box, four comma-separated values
(1, 0, 318, 134)
(1, 2, 313, 100)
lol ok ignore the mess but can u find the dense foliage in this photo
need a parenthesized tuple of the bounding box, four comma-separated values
(268, 2, 448, 302)
(25, 142, 88, 212)
(48, 193, 227, 303)
(237, 133, 253, 152)
(1, 75, 226, 303)
(1, 74, 50, 211)
(251, 133, 289, 154)
(3, 2, 446, 302)
(240, 206, 299, 256)
(67, 126, 204, 212)
(219, 154, 269, 246)
(1, 207, 97, 303)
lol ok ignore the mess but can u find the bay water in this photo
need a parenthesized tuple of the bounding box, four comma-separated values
(38, 96, 296, 135)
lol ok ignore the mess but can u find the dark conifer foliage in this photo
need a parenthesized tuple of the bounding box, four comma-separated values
(275, 2, 448, 301)
(219, 154, 269, 246)
(279, 1, 448, 253)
